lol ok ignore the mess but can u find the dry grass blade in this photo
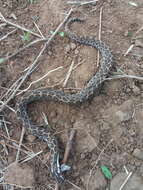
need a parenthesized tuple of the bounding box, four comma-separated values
(20, 150, 43, 163)
(118, 172, 133, 190)
(2, 117, 10, 139)
(0, 101, 16, 113)
(106, 74, 143, 81)
(67, 0, 98, 5)
(0, 12, 42, 38)
(63, 60, 75, 87)
(15, 127, 25, 162)
(17, 66, 63, 95)
(2, 37, 48, 63)
(0, 8, 73, 112)
(97, 6, 103, 67)
(0, 29, 17, 42)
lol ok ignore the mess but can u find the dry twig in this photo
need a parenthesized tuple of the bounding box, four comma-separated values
(97, 6, 103, 67)
(0, 29, 17, 42)
(0, 12, 42, 38)
(0, 8, 73, 112)
(55, 129, 76, 190)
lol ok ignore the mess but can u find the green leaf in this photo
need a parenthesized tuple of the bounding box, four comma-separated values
(101, 165, 112, 179)
(59, 32, 65, 37)
(0, 58, 5, 64)
(127, 31, 133, 37)
(21, 31, 31, 41)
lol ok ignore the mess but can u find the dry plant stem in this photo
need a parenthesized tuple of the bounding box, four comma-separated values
(97, 6, 103, 67)
(124, 44, 134, 56)
(63, 129, 76, 163)
(0, 29, 17, 42)
(1, 183, 33, 189)
(119, 172, 133, 190)
(0, 12, 42, 38)
(0, 101, 16, 113)
(55, 129, 76, 190)
(135, 25, 143, 34)
(20, 150, 43, 163)
(33, 21, 45, 38)
(0, 8, 73, 112)
(106, 74, 143, 81)
(2, 117, 10, 139)
(15, 127, 25, 162)
(67, 0, 98, 5)
(63, 60, 75, 87)
(1, 76, 22, 100)
(3, 38, 48, 63)
(66, 180, 81, 190)
(17, 66, 63, 95)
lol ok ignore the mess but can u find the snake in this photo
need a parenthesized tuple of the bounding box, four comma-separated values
(17, 17, 114, 184)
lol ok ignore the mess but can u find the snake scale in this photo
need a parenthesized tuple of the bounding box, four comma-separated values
(17, 18, 114, 184)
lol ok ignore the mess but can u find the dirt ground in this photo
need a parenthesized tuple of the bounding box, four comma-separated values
(0, 0, 143, 190)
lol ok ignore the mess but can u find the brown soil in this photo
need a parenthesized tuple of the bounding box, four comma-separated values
(0, 0, 143, 190)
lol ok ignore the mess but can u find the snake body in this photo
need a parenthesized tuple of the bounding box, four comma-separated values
(17, 18, 114, 184)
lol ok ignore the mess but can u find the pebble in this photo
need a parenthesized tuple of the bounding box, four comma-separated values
(132, 85, 140, 95)
(135, 39, 143, 48)
(70, 43, 76, 50)
(116, 99, 133, 122)
(132, 148, 143, 160)
(65, 44, 71, 53)
(74, 49, 79, 55)
(115, 110, 131, 122)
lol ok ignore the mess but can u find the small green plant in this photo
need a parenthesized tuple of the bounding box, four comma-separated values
(101, 165, 112, 180)
(21, 31, 31, 42)
(0, 58, 5, 64)
(127, 31, 133, 37)
(50, 30, 65, 37)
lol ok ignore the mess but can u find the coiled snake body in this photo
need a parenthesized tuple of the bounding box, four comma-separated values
(17, 18, 114, 184)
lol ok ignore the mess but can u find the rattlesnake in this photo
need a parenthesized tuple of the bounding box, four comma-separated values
(17, 18, 114, 184)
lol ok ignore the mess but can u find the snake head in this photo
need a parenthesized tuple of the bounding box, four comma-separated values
(51, 153, 65, 184)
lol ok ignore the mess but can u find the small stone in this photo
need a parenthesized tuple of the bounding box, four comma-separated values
(80, 153, 86, 159)
(9, 13, 17, 20)
(74, 49, 79, 55)
(48, 51, 52, 56)
(135, 39, 143, 48)
(133, 148, 143, 160)
(65, 44, 71, 53)
(26, 135, 36, 142)
(70, 43, 76, 50)
(124, 30, 129, 37)
(132, 85, 140, 95)
(115, 110, 131, 122)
